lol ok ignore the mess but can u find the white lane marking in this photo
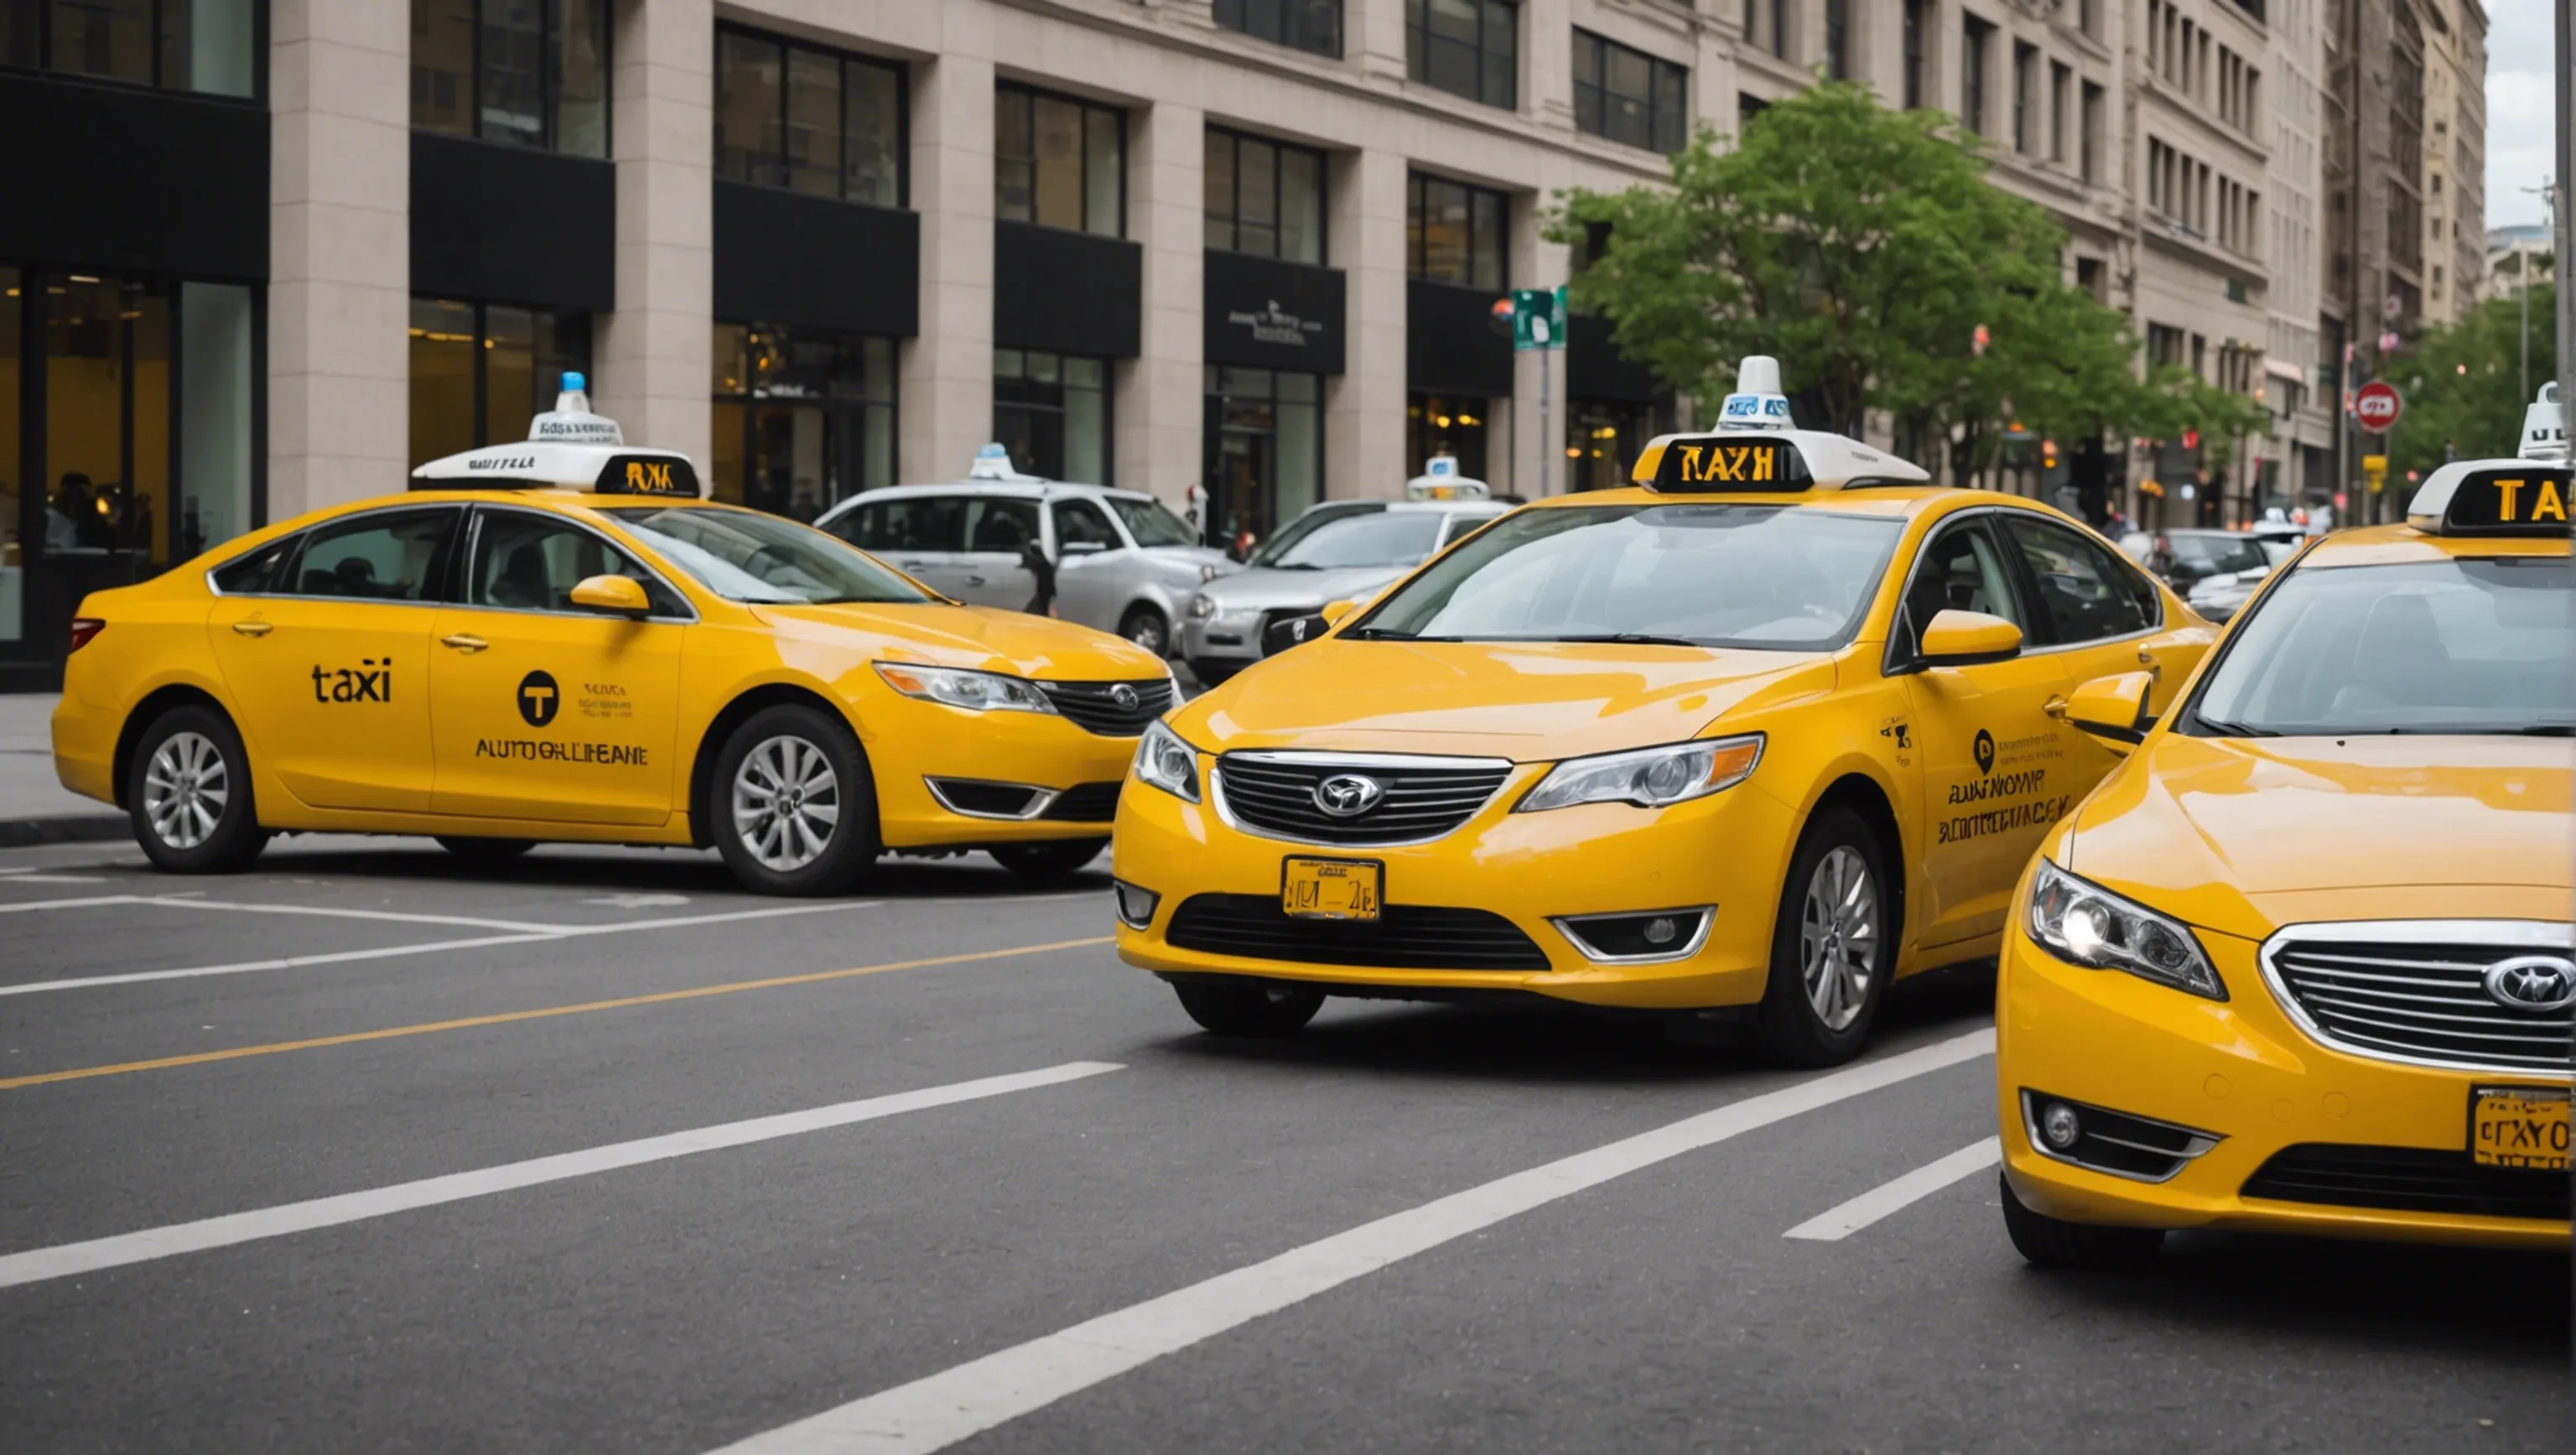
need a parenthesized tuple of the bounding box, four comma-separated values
(0, 1061, 1122, 1291)
(584, 892, 693, 909)
(0, 895, 138, 915)
(706, 1029, 1997, 1455)
(0, 901, 887, 997)
(1782, 1139, 2002, 1242)
(0, 874, 105, 885)
(135, 896, 570, 934)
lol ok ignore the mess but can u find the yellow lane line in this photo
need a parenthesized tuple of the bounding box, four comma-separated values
(0, 936, 1114, 1092)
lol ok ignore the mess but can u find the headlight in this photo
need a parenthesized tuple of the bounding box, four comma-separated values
(1514, 735, 1763, 813)
(1187, 593, 1216, 619)
(1133, 720, 1201, 803)
(2026, 860, 2225, 1000)
(871, 663, 1058, 715)
(1198, 563, 1223, 583)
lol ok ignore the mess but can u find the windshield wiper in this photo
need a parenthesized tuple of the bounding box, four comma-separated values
(1550, 632, 1705, 647)
(2192, 717, 2280, 738)
(1344, 626, 1413, 640)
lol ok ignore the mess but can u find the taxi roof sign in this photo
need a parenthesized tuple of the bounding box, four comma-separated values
(1405, 454, 1492, 499)
(2404, 457, 2573, 537)
(409, 441, 705, 497)
(1630, 354, 1931, 494)
(966, 442, 1046, 482)
(2519, 382, 2567, 464)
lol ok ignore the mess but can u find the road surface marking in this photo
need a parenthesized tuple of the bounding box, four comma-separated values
(1782, 1139, 2002, 1242)
(0, 895, 134, 914)
(136, 896, 569, 934)
(0, 935, 1113, 1089)
(0, 869, 104, 884)
(0, 1062, 1121, 1290)
(705, 1028, 1998, 1455)
(0, 900, 888, 997)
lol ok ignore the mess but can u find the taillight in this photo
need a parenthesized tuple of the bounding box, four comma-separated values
(68, 617, 106, 653)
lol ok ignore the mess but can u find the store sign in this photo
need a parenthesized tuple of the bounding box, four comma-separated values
(1225, 299, 1326, 350)
(1205, 249, 1347, 374)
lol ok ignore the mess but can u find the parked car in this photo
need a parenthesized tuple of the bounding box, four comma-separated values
(817, 447, 1234, 656)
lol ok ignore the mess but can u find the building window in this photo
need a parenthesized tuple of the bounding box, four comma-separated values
(2049, 62, 2070, 164)
(2080, 80, 2102, 184)
(713, 27, 904, 207)
(1205, 128, 1327, 264)
(1822, 0, 1851, 80)
(408, 298, 591, 469)
(994, 349, 1110, 484)
(1901, 0, 1925, 108)
(1769, 0, 1790, 60)
(1214, 0, 1340, 58)
(2147, 323, 2184, 370)
(1961, 16, 1992, 135)
(2012, 42, 2036, 153)
(1405, 0, 1516, 110)
(1204, 367, 1322, 548)
(996, 85, 1124, 238)
(1407, 174, 1509, 289)
(1406, 393, 1488, 483)
(1566, 399, 1669, 493)
(709, 324, 896, 522)
(9, 0, 256, 96)
(411, 0, 608, 157)
(1572, 29, 1687, 153)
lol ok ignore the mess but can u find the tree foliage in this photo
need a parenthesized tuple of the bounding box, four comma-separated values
(2383, 282, 2558, 479)
(1550, 84, 2259, 480)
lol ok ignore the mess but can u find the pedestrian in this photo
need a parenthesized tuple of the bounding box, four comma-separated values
(2144, 532, 2180, 584)
(1020, 536, 1057, 617)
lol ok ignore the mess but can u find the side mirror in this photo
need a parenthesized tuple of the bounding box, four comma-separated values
(1059, 539, 1109, 556)
(2053, 671, 2156, 754)
(1917, 609, 2023, 668)
(569, 574, 652, 616)
(1318, 599, 1357, 626)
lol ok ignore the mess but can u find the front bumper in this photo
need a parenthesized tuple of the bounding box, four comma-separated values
(1997, 921, 2571, 1250)
(1178, 611, 1279, 668)
(869, 700, 1138, 849)
(1109, 758, 1803, 1010)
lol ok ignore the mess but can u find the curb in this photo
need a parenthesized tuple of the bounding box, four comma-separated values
(0, 814, 128, 850)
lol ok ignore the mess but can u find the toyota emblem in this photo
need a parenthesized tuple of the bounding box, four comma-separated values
(1109, 683, 1140, 710)
(1312, 773, 1385, 818)
(2482, 955, 2576, 1013)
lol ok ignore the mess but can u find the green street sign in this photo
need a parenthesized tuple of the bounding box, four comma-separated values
(1510, 286, 1566, 351)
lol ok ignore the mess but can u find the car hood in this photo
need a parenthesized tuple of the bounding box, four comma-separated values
(1197, 564, 1410, 611)
(1147, 544, 1239, 574)
(1171, 638, 1838, 761)
(2063, 733, 2575, 939)
(750, 602, 1166, 680)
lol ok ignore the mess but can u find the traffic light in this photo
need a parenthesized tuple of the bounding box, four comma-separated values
(2041, 439, 2059, 471)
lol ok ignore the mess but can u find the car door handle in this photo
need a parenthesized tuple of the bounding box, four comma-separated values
(229, 620, 273, 637)
(440, 633, 490, 654)
(2043, 695, 2070, 721)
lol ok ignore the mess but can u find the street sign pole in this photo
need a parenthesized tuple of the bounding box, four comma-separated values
(1510, 287, 1568, 497)
(1540, 346, 1552, 499)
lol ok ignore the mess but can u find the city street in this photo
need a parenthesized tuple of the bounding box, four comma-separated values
(0, 835, 2562, 1453)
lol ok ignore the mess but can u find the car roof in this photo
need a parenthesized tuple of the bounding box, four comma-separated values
(1518, 483, 1986, 521)
(831, 481, 1158, 509)
(2292, 523, 2569, 569)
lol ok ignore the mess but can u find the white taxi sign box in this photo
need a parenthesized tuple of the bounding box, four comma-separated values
(526, 371, 625, 445)
(1633, 354, 1929, 495)
(410, 441, 706, 497)
(966, 442, 1047, 482)
(2519, 382, 2567, 464)
(1405, 455, 1492, 501)
(2404, 456, 2573, 538)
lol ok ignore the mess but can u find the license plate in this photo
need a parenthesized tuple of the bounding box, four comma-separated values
(2470, 1087, 2572, 1171)
(1280, 857, 1382, 922)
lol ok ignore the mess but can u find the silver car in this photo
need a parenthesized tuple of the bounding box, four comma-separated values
(817, 475, 1233, 656)
(1177, 499, 1509, 684)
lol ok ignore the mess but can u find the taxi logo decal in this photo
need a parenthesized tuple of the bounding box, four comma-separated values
(1972, 730, 1996, 776)
(2483, 955, 2576, 1012)
(1312, 774, 1385, 818)
(310, 658, 392, 704)
(2431, 465, 2574, 535)
(1645, 437, 1811, 493)
(626, 460, 675, 493)
(1109, 683, 1141, 710)
(517, 670, 561, 728)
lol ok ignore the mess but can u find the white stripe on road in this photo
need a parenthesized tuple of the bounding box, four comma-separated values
(705, 1028, 1998, 1455)
(1782, 1139, 2002, 1242)
(137, 896, 570, 934)
(0, 895, 134, 914)
(0, 1061, 1121, 1291)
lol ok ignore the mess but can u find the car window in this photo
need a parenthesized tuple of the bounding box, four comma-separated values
(1106, 494, 1196, 548)
(965, 498, 1040, 553)
(1898, 517, 2023, 656)
(600, 506, 932, 605)
(1996, 515, 2158, 645)
(210, 535, 299, 595)
(1249, 503, 1382, 566)
(1265, 511, 1445, 569)
(1053, 500, 1121, 549)
(834, 496, 963, 553)
(2167, 533, 2269, 577)
(284, 509, 460, 602)
(470, 512, 687, 616)
(1438, 510, 1508, 548)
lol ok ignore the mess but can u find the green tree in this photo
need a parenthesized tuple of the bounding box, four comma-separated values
(2383, 282, 2558, 480)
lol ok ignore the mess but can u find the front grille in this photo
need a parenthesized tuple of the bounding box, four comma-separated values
(1166, 894, 1550, 971)
(1037, 678, 1175, 737)
(2267, 933, 2576, 1072)
(1041, 781, 1123, 823)
(1213, 754, 1512, 845)
(2241, 1144, 2571, 1222)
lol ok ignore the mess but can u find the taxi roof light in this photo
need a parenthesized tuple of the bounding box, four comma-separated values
(1628, 354, 1932, 496)
(1405, 453, 1493, 500)
(409, 372, 705, 497)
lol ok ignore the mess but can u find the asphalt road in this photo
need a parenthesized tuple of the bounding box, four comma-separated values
(0, 834, 2563, 1453)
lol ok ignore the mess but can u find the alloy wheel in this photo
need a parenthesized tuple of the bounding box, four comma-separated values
(1799, 845, 1878, 1031)
(730, 734, 842, 872)
(143, 731, 228, 851)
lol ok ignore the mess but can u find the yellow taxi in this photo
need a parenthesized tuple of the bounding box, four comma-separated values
(1997, 436, 2574, 1264)
(50, 381, 1171, 894)
(1111, 358, 2213, 1062)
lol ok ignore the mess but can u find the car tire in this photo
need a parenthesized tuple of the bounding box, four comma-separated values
(989, 837, 1109, 880)
(434, 836, 537, 866)
(1999, 1172, 2165, 1269)
(127, 704, 269, 874)
(1185, 657, 1239, 689)
(1171, 976, 1325, 1037)
(1119, 604, 1171, 658)
(709, 704, 880, 896)
(1753, 805, 1893, 1067)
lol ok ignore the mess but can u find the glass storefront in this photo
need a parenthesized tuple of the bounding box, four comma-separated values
(1565, 398, 1669, 491)
(1405, 392, 1488, 481)
(993, 348, 1109, 484)
(7, 0, 257, 96)
(1202, 366, 1321, 550)
(408, 298, 591, 467)
(711, 323, 896, 522)
(2, 265, 258, 674)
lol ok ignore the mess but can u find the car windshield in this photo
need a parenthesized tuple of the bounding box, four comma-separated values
(600, 506, 932, 605)
(1259, 511, 1448, 570)
(1350, 503, 1903, 649)
(1248, 504, 1376, 565)
(1107, 495, 1197, 548)
(2166, 533, 2270, 575)
(2188, 558, 2575, 736)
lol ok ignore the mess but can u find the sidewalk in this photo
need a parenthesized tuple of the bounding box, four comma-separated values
(0, 694, 125, 846)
